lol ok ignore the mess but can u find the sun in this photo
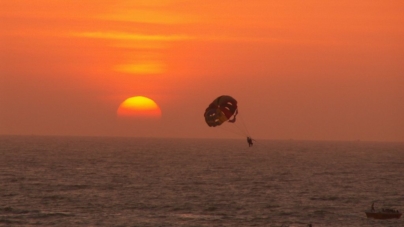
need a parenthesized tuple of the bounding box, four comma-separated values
(117, 96, 162, 119)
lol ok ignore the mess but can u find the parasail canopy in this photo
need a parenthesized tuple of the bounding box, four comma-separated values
(204, 95, 238, 127)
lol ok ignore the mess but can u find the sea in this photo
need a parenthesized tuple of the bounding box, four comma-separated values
(0, 136, 403, 227)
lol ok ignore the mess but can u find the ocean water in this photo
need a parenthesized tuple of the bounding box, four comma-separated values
(0, 136, 403, 227)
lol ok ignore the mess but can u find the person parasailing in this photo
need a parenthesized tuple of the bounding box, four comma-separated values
(204, 95, 253, 147)
(246, 136, 255, 147)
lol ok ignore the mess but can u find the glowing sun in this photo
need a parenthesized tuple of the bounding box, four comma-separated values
(117, 96, 162, 119)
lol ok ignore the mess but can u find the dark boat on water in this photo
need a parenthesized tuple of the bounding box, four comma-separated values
(365, 210, 402, 219)
(365, 202, 402, 219)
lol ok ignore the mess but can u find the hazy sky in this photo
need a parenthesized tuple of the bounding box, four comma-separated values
(1, 0, 403, 141)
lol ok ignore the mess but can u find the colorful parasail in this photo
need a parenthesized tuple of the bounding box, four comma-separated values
(204, 95, 238, 127)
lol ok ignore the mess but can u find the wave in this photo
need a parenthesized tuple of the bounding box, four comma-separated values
(310, 196, 339, 201)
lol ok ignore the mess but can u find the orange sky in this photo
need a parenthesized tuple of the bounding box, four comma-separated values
(1, 0, 403, 141)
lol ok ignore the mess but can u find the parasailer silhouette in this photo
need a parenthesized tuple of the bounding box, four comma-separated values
(204, 95, 253, 147)
(247, 137, 254, 147)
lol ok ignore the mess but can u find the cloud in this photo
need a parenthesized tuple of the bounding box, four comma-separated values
(71, 31, 192, 41)
(99, 9, 198, 25)
(114, 62, 166, 75)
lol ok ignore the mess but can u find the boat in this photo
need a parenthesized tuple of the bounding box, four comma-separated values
(365, 203, 402, 219)
(365, 209, 402, 219)
(365, 211, 402, 219)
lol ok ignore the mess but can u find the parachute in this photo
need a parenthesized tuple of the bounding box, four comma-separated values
(204, 95, 238, 127)
(204, 95, 256, 146)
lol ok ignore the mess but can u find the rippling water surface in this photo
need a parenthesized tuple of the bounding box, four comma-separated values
(0, 136, 403, 226)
